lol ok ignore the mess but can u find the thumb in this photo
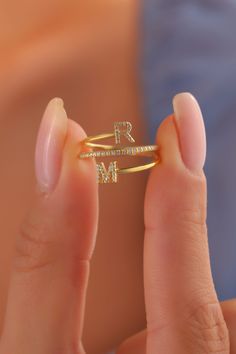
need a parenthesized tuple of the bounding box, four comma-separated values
(0, 98, 98, 354)
(144, 93, 229, 353)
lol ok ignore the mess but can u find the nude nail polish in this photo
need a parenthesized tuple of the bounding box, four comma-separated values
(173, 92, 206, 173)
(35, 98, 68, 192)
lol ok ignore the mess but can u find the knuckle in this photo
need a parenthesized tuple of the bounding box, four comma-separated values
(187, 302, 230, 353)
(145, 169, 207, 234)
(176, 206, 207, 234)
(147, 302, 230, 354)
(14, 216, 60, 272)
(180, 187, 206, 222)
(172, 173, 207, 231)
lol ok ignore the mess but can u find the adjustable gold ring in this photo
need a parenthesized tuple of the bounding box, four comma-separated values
(78, 121, 160, 183)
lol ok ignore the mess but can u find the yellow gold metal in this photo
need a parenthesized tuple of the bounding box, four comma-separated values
(79, 145, 159, 159)
(78, 121, 161, 183)
(95, 157, 160, 183)
(118, 158, 160, 174)
(82, 133, 115, 150)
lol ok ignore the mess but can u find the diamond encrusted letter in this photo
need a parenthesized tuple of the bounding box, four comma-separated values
(114, 121, 135, 144)
(96, 161, 118, 183)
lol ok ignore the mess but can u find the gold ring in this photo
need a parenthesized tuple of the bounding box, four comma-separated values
(78, 121, 160, 183)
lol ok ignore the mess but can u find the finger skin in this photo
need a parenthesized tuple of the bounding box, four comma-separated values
(144, 115, 229, 353)
(0, 120, 98, 354)
(116, 329, 146, 354)
(221, 299, 236, 353)
(116, 299, 236, 354)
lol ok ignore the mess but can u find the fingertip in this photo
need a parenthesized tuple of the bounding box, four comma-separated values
(56, 118, 98, 258)
(145, 114, 184, 220)
(64, 118, 97, 188)
(67, 118, 87, 142)
(154, 114, 183, 169)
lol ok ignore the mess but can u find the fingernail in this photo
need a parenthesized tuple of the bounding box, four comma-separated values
(35, 97, 68, 192)
(173, 92, 206, 173)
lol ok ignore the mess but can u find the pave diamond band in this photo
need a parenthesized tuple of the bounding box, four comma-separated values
(79, 145, 158, 159)
(78, 121, 161, 183)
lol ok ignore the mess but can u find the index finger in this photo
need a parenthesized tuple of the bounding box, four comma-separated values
(144, 93, 229, 353)
(0, 99, 98, 354)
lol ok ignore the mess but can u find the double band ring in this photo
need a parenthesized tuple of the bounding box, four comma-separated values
(78, 121, 160, 183)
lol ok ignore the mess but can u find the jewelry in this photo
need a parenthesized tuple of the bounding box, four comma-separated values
(79, 145, 158, 158)
(78, 121, 160, 183)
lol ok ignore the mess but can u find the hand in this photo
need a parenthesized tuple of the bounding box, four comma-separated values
(116, 93, 236, 354)
(0, 93, 235, 354)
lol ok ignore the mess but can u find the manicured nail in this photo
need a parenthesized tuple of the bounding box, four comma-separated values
(35, 98, 68, 192)
(173, 92, 206, 173)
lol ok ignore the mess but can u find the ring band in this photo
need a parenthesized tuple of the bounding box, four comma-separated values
(79, 144, 158, 158)
(80, 133, 116, 150)
(96, 158, 160, 183)
(117, 159, 160, 174)
(78, 121, 160, 183)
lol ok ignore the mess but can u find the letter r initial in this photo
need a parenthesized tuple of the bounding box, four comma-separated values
(114, 121, 135, 144)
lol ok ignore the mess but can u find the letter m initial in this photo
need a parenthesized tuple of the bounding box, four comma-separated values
(96, 161, 118, 183)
